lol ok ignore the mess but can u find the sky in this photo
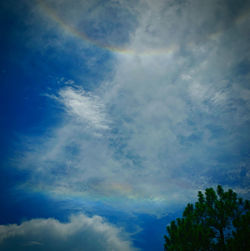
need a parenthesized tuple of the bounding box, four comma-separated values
(0, 0, 250, 250)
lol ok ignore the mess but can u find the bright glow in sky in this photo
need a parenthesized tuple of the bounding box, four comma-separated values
(1, 0, 250, 250)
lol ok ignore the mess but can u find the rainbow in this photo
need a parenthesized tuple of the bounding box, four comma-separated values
(37, 0, 178, 56)
(38, 0, 250, 57)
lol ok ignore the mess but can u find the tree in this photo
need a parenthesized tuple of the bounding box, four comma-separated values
(164, 185, 250, 251)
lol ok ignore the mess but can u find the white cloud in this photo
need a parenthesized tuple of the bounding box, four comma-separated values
(0, 214, 138, 251)
(58, 87, 110, 131)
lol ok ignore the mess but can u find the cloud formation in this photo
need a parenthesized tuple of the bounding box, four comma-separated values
(58, 87, 110, 131)
(17, 0, 250, 214)
(0, 214, 137, 251)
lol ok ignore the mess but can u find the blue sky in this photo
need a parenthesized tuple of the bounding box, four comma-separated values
(1, 0, 250, 250)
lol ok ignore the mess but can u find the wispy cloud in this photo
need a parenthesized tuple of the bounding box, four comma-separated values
(17, 0, 250, 214)
(58, 87, 110, 131)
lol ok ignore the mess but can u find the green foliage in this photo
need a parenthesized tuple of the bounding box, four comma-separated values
(164, 186, 250, 251)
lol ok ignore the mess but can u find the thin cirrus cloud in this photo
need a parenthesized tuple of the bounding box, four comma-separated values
(0, 214, 137, 251)
(17, 0, 250, 214)
(58, 87, 110, 131)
